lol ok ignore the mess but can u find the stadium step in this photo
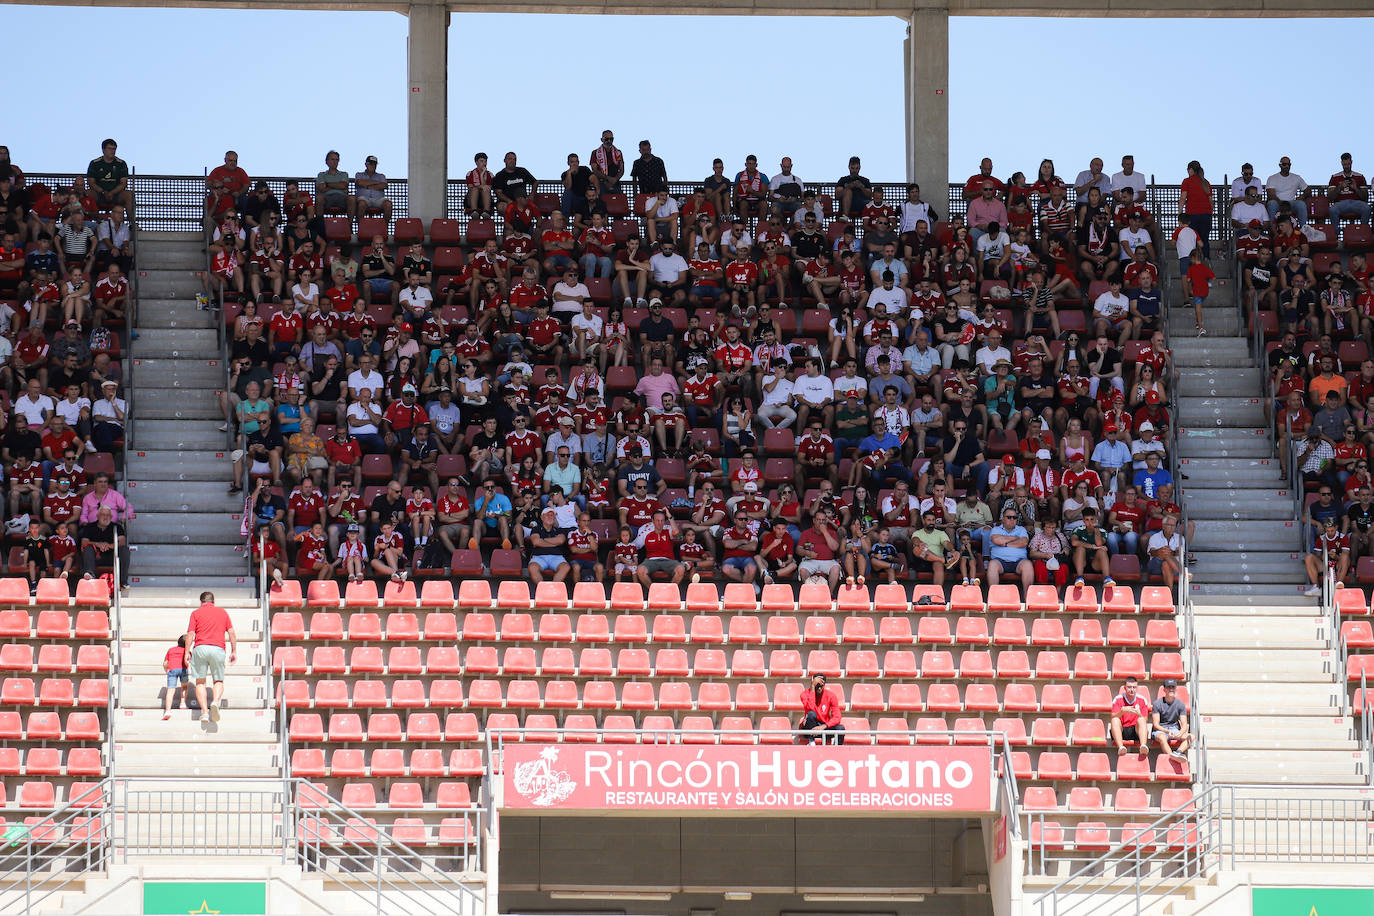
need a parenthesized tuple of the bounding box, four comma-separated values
(126, 357, 225, 388)
(129, 511, 243, 545)
(129, 543, 252, 576)
(132, 419, 227, 450)
(1176, 428, 1272, 459)
(1187, 550, 1305, 585)
(131, 328, 221, 360)
(127, 449, 233, 482)
(1168, 307, 1240, 337)
(128, 386, 220, 420)
(134, 267, 206, 300)
(1176, 368, 1264, 398)
(135, 298, 217, 329)
(1188, 520, 1302, 552)
(1176, 396, 1267, 428)
(127, 480, 244, 513)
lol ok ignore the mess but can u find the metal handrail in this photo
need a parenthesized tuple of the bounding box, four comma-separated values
(109, 549, 122, 764)
(1362, 671, 1372, 787)
(289, 777, 485, 915)
(1031, 782, 1374, 915)
(0, 778, 113, 915)
(1027, 783, 1216, 904)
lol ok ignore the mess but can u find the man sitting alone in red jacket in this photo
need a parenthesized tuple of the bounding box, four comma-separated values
(797, 673, 845, 745)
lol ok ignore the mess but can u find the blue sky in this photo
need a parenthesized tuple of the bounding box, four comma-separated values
(7, 7, 1373, 189)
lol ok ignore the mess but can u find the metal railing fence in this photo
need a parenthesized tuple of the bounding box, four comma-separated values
(1030, 783, 1374, 915)
(28, 172, 1233, 243)
(0, 781, 111, 915)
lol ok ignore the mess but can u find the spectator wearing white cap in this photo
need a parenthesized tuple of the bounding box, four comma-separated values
(1130, 420, 1167, 469)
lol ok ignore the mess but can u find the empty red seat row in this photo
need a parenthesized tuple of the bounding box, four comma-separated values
(0, 578, 109, 608)
(0, 710, 102, 741)
(297, 814, 475, 847)
(0, 644, 112, 673)
(291, 747, 485, 780)
(0, 678, 109, 706)
(273, 579, 1175, 616)
(278, 677, 465, 710)
(0, 780, 105, 808)
(289, 712, 485, 752)
(0, 746, 103, 776)
(0, 610, 110, 639)
(1024, 785, 1195, 814)
(1028, 820, 1198, 855)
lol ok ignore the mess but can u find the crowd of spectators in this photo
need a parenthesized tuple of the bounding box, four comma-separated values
(0, 140, 134, 592)
(214, 143, 1372, 594)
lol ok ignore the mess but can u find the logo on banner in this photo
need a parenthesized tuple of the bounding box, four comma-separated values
(513, 747, 577, 807)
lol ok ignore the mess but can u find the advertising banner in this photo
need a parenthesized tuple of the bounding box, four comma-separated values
(502, 744, 995, 815)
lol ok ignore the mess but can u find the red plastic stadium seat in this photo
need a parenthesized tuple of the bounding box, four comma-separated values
(498, 581, 532, 611)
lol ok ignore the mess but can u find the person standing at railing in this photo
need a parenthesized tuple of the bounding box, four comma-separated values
(184, 591, 237, 724)
(796, 673, 845, 746)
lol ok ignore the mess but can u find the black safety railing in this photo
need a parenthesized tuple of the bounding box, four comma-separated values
(29, 172, 1233, 244)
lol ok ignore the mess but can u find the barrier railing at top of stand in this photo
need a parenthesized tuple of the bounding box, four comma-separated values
(24, 171, 1235, 244)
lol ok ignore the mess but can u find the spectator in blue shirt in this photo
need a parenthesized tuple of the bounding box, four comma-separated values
(987, 508, 1033, 589)
(1132, 451, 1173, 500)
(857, 416, 908, 487)
(1091, 424, 1134, 492)
(472, 479, 514, 548)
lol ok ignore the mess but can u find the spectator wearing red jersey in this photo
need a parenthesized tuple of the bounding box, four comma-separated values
(797, 673, 845, 745)
(1110, 676, 1151, 756)
(1180, 160, 1213, 260)
(1327, 152, 1370, 224)
(633, 509, 683, 587)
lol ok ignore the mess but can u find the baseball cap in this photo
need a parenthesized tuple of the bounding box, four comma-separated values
(1146, 391, 1161, 404)
(1248, 219, 1262, 227)
(1036, 448, 1052, 459)
(558, 416, 574, 426)
(1002, 454, 1015, 464)
(401, 384, 417, 395)
(744, 481, 758, 492)
(845, 389, 861, 398)
(1162, 678, 1178, 688)
(1139, 420, 1155, 431)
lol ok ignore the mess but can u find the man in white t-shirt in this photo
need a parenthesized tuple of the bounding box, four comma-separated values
(397, 273, 433, 322)
(642, 189, 680, 245)
(346, 354, 384, 402)
(974, 330, 1011, 378)
(867, 271, 909, 321)
(14, 378, 54, 428)
(975, 222, 1011, 282)
(570, 300, 604, 362)
(1117, 214, 1153, 261)
(1110, 155, 1146, 204)
(1266, 157, 1309, 225)
(647, 241, 688, 306)
(1230, 185, 1269, 230)
(1230, 162, 1263, 201)
(1093, 278, 1132, 345)
(550, 267, 591, 317)
(757, 362, 797, 429)
(792, 358, 836, 429)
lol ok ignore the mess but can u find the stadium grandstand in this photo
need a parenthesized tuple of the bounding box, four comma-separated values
(0, 136, 1369, 916)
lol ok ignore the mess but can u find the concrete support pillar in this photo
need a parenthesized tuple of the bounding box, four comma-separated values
(905, 7, 950, 215)
(406, 3, 448, 224)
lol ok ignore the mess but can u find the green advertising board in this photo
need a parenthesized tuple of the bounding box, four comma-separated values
(143, 881, 267, 915)
(1253, 887, 1374, 916)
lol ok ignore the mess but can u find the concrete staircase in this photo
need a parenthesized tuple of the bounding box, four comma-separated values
(1166, 244, 1307, 599)
(111, 588, 282, 854)
(1191, 598, 1364, 785)
(128, 231, 249, 591)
